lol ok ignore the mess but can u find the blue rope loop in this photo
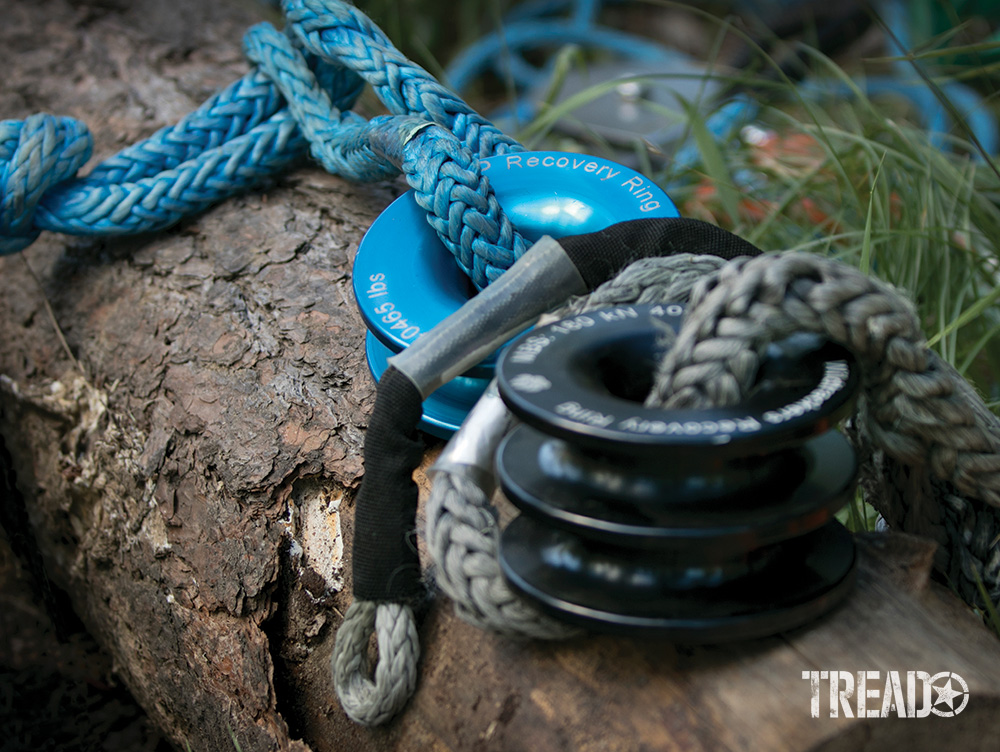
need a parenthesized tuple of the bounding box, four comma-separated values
(0, 0, 527, 290)
(0, 39, 364, 248)
(244, 17, 528, 287)
(281, 0, 523, 158)
(243, 21, 396, 182)
(35, 112, 307, 237)
(388, 119, 529, 286)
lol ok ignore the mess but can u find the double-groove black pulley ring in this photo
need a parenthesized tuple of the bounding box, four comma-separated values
(499, 518, 856, 640)
(494, 303, 861, 640)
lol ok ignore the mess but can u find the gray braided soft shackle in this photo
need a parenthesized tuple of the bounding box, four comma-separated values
(336, 219, 764, 724)
(425, 253, 729, 639)
(338, 227, 1000, 727)
(650, 252, 1000, 606)
(332, 601, 419, 726)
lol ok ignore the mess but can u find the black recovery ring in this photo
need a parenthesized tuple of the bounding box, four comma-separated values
(496, 303, 860, 457)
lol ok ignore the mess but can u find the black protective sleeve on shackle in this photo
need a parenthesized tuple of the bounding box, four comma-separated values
(351, 365, 426, 603)
(559, 217, 763, 289)
(351, 217, 765, 604)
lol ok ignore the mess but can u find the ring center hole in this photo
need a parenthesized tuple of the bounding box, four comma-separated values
(587, 334, 665, 403)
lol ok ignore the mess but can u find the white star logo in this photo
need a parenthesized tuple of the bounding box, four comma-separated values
(929, 672, 970, 716)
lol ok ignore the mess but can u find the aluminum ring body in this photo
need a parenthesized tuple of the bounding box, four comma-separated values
(353, 151, 679, 437)
(493, 303, 861, 639)
(497, 425, 857, 551)
(496, 303, 860, 455)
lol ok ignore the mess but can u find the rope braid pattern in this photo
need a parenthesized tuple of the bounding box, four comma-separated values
(280, 0, 527, 285)
(0, 115, 93, 253)
(648, 252, 1000, 606)
(245, 22, 529, 286)
(2, 0, 526, 286)
(424, 255, 727, 639)
(282, 0, 522, 159)
(426, 473, 577, 639)
(353, 250, 1000, 730)
(1, 62, 353, 252)
(243, 24, 394, 182)
(332, 601, 419, 726)
(398, 128, 528, 286)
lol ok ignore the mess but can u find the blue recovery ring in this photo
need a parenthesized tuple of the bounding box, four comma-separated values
(353, 151, 679, 437)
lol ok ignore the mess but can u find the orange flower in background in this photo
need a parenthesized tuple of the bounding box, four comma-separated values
(750, 131, 828, 177)
(683, 128, 841, 233)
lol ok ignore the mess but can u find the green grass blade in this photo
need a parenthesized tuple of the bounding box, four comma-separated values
(926, 283, 1000, 347)
(971, 565, 1000, 639)
(859, 154, 885, 276)
(683, 99, 740, 226)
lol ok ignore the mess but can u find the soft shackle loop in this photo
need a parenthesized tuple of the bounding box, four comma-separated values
(349, 217, 763, 605)
(335, 217, 764, 724)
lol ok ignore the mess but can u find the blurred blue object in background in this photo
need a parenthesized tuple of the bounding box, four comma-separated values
(444, 0, 998, 159)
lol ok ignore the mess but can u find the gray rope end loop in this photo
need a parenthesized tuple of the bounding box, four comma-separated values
(332, 599, 420, 726)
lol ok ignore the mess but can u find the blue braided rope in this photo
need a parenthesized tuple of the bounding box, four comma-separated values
(1, 0, 527, 288)
(380, 119, 528, 285)
(245, 20, 528, 285)
(87, 70, 297, 185)
(34, 112, 306, 237)
(86, 57, 363, 184)
(1, 115, 93, 254)
(244, 22, 396, 182)
(0, 50, 364, 250)
(281, 0, 523, 159)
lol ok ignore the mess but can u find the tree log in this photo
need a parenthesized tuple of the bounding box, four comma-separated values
(3, 1, 1000, 750)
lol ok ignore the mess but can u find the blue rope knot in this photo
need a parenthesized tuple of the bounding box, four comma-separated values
(281, 0, 521, 159)
(1, 0, 527, 289)
(243, 17, 528, 287)
(0, 114, 93, 255)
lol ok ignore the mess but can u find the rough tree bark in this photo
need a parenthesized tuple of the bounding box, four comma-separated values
(3, 1, 1000, 751)
(2, 2, 389, 749)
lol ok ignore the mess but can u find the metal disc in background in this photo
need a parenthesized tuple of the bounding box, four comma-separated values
(526, 60, 724, 149)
